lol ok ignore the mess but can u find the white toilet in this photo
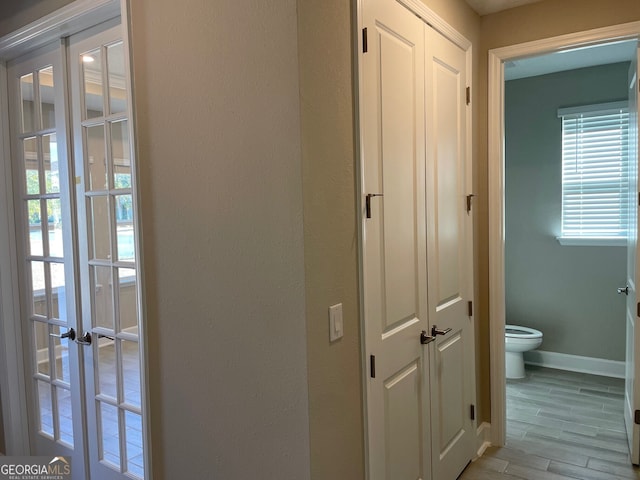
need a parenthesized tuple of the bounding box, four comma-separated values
(505, 325, 543, 379)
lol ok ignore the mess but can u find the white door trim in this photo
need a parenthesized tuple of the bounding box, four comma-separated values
(488, 20, 640, 447)
(0, 0, 120, 61)
(0, 59, 29, 454)
(395, 0, 471, 51)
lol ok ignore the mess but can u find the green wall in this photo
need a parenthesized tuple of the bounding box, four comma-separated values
(505, 62, 630, 361)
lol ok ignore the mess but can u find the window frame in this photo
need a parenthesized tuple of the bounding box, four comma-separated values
(557, 100, 630, 247)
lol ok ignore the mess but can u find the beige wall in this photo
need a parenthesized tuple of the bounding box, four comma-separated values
(482, 0, 640, 49)
(297, 1, 364, 479)
(128, 1, 310, 478)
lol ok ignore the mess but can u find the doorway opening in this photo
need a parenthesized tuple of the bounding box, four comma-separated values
(489, 22, 640, 465)
(500, 40, 637, 472)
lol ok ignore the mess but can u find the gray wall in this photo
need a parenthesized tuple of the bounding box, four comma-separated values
(505, 62, 630, 361)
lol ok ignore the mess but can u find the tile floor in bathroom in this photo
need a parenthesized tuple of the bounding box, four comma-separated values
(458, 365, 640, 479)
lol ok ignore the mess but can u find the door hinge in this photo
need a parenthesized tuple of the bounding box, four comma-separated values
(365, 193, 383, 219)
(470, 404, 475, 421)
(466, 194, 475, 213)
(466, 86, 471, 105)
(468, 301, 473, 317)
(370, 354, 376, 378)
(635, 409, 640, 425)
(637, 302, 640, 318)
(363, 27, 368, 53)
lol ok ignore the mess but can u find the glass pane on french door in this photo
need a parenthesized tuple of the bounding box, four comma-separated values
(70, 21, 146, 480)
(8, 42, 86, 477)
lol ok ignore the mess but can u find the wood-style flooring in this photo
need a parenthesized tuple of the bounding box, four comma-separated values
(458, 366, 640, 479)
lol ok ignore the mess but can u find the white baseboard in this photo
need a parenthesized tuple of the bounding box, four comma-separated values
(524, 350, 625, 379)
(475, 422, 491, 458)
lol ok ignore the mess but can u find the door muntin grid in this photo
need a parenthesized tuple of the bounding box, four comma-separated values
(15, 62, 75, 449)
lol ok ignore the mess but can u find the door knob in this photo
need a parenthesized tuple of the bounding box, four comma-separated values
(618, 286, 629, 295)
(420, 330, 435, 345)
(431, 325, 452, 337)
(50, 327, 76, 341)
(75, 331, 92, 345)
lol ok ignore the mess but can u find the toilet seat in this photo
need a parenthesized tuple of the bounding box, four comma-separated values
(505, 325, 543, 379)
(505, 325, 542, 339)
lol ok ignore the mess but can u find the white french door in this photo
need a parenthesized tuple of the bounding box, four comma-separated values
(70, 21, 145, 480)
(8, 40, 86, 476)
(7, 18, 146, 480)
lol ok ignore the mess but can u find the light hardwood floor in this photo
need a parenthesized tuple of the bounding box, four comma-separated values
(458, 366, 640, 479)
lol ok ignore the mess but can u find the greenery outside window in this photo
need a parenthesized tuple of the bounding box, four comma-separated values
(558, 101, 629, 246)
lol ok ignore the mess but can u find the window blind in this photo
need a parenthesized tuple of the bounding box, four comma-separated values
(559, 101, 629, 240)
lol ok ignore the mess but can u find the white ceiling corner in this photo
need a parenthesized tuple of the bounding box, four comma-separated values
(465, 0, 543, 16)
(505, 40, 638, 80)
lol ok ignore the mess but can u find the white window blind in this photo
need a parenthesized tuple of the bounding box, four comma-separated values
(559, 101, 629, 243)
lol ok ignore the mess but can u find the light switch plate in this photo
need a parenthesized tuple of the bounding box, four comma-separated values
(329, 303, 343, 342)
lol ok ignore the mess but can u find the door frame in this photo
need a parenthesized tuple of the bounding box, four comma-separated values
(355, 0, 475, 477)
(488, 20, 640, 447)
(0, 1, 152, 476)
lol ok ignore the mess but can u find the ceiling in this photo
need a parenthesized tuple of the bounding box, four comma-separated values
(465, 0, 542, 15)
(505, 40, 638, 80)
(463, 0, 638, 79)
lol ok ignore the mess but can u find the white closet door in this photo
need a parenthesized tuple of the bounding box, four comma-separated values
(424, 24, 475, 480)
(361, 0, 431, 479)
(360, 0, 475, 478)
